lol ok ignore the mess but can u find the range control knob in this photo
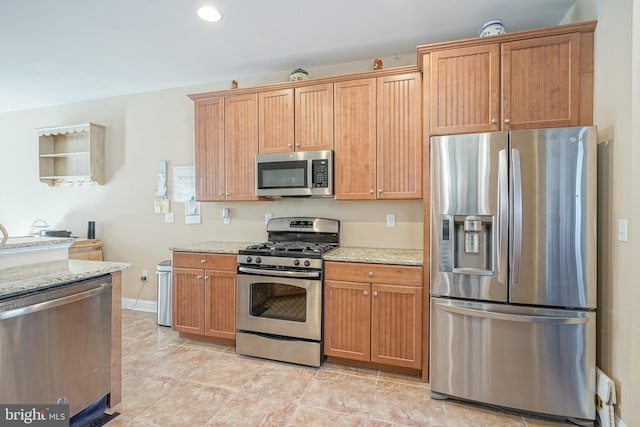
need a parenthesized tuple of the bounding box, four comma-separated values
(304, 260, 311, 267)
(293, 259, 300, 266)
(245, 256, 252, 263)
(255, 257, 262, 264)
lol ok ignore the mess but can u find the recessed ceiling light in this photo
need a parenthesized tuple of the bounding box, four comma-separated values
(197, 6, 222, 22)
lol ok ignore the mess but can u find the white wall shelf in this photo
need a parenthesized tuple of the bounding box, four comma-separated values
(37, 122, 105, 186)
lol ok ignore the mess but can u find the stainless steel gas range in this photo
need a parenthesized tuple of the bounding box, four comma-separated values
(236, 217, 339, 367)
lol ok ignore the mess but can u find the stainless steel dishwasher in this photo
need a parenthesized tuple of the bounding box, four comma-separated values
(0, 275, 112, 417)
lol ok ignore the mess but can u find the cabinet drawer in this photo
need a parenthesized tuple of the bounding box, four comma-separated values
(172, 252, 237, 271)
(325, 262, 422, 287)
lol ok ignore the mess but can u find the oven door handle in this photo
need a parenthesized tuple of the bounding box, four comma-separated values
(238, 266, 321, 279)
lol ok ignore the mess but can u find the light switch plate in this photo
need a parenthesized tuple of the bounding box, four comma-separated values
(386, 214, 396, 227)
(618, 219, 628, 242)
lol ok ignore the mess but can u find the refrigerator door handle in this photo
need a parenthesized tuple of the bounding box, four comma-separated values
(498, 149, 508, 284)
(434, 300, 588, 324)
(511, 148, 523, 285)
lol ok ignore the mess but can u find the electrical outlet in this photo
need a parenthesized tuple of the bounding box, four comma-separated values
(386, 214, 396, 227)
(141, 270, 148, 281)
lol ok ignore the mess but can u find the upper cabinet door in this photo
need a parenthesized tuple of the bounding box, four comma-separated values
(295, 83, 334, 151)
(501, 33, 581, 130)
(225, 94, 259, 201)
(258, 89, 295, 153)
(334, 78, 377, 200)
(194, 98, 226, 201)
(376, 72, 422, 199)
(429, 44, 501, 135)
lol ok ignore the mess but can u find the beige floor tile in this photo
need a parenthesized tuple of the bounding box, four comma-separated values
(522, 414, 578, 426)
(444, 400, 526, 427)
(205, 392, 297, 427)
(133, 379, 233, 426)
(301, 370, 377, 416)
(369, 380, 446, 426)
(187, 352, 266, 390)
(239, 359, 318, 402)
(287, 406, 368, 427)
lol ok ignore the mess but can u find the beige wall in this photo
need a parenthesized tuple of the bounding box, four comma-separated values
(563, 0, 639, 424)
(0, 53, 422, 302)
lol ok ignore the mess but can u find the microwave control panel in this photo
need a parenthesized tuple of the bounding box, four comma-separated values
(311, 159, 329, 188)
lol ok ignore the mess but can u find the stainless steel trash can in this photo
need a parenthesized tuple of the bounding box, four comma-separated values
(156, 260, 172, 327)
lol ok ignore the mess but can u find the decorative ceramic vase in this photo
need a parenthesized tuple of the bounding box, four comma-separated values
(290, 68, 309, 81)
(373, 58, 383, 70)
(480, 20, 506, 37)
(231, 80, 238, 89)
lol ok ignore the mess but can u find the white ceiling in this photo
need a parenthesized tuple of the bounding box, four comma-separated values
(0, 0, 577, 114)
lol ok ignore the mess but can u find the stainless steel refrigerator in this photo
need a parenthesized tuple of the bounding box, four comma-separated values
(429, 127, 597, 425)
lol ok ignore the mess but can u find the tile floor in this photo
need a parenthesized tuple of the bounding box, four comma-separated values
(108, 310, 577, 426)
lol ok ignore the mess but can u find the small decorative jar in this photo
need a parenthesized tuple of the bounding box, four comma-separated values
(231, 80, 238, 89)
(480, 20, 506, 37)
(373, 58, 383, 70)
(290, 68, 309, 81)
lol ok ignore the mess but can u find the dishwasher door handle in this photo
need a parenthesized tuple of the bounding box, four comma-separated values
(0, 283, 112, 321)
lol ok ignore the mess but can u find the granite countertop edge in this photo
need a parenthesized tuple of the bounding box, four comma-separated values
(169, 241, 260, 254)
(0, 259, 132, 298)
(323, 246, 423, 266)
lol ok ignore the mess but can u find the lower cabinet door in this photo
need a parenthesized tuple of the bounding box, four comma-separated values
(172, 267, 205, 335)
(324, 280, 371, 361)
(204, 269, 237, 339)
(371, 284, 422, 369)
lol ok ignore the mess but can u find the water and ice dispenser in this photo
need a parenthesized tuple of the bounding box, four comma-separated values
(439, 214, 494, 275)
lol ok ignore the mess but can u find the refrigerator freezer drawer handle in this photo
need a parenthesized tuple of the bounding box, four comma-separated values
(436, 302, 588, 324)
(452, 267, 494, 276)
(511, 148, 523, 285)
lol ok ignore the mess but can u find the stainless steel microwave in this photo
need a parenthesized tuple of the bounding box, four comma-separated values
(255, 150, 333, 197)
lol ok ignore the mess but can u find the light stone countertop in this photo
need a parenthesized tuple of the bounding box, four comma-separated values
(0, 236, 75, 252)
(324, 247, 423, 266)
(0, 259, 131, 298)
(169, 241, 259, 254)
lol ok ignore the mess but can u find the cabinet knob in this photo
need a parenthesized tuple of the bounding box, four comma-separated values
(288, 143, 292, 148)
(368, 272, 374, 277)
(197, 275, 202, 280)
(218, 192, 223, 196)
(204, 275, 209, 280)
(378, 189, 382, 193)
(369, 189, 374, 194)
(373, 291, 378, 297)
(504, 119, 511, 124)
(296, 144, 300, 148)
(491, 118, 498, 124)
(225, 193, 230, 196)
(200, 259, 206, 264)
(363, 290, 369, 296)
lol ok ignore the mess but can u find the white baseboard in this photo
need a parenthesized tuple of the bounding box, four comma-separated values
(121, 298, 157, 313)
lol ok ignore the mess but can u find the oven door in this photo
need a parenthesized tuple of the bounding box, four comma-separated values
(236, 270, 322, 341)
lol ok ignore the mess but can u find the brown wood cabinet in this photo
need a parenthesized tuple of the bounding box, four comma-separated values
(420, 21, 596, 136)
(192, 94, 259, 201)
(324, 261, 423, 370)
(258, 83, 333, 153)
(171, 252, 237, 340)
(334, 72, 422, 200)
